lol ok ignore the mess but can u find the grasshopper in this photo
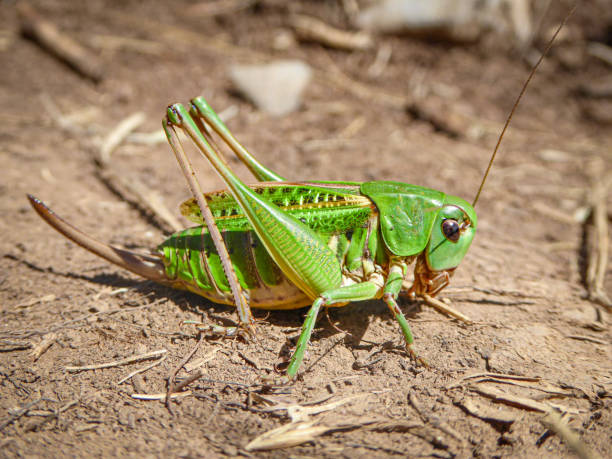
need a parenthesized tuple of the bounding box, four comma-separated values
(27, 11, 572, 378)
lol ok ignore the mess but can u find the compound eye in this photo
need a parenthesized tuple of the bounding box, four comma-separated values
(442, 219, 460, 243)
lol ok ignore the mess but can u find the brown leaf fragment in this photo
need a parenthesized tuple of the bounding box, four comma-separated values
(244, 421, 332, 451)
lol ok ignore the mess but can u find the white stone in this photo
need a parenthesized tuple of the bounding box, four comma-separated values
(229, 60, 312, 117)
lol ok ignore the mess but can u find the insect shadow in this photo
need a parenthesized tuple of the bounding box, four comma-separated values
(12, 234, 422, 372)
(81, 269, 420, 369)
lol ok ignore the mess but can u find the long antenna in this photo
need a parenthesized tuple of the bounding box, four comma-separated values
(472, 4, 577, 207)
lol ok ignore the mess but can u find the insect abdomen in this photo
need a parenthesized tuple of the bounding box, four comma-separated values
(159, 227, 282, 292)
(159, 188, 387, 308)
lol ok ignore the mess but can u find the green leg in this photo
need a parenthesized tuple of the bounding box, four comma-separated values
(382, 262, 420, 361)
(164, 118, 254, 334)
(166, 104, 343, 302)
(190, 97, 285, 182)
(287, 281, 380, 378)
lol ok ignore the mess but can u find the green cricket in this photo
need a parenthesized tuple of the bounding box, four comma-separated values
(27, 14, 570, 378)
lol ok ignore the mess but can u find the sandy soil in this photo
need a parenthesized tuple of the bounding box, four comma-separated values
(1, 1, 610, 457)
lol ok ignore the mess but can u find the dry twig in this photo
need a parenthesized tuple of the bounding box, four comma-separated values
(18, 2, 103, 82)
(422, 294, 473, 324)
(454, 396, 516, 425)
(30, 333, 57, 361)
(289, 14, 373, 51)
(566, 335, 608, 345)
(117, 354, 168, 385)
(470, 385, 574, 414)
(459, 372, 541, 382)
(65, 349, 167, 372)
(184, 347, 222, 372)
(98, 112, 145, 164)
(131, 391, 192, 401)
(165, 335, 204, 414)
(587, 42, 612, 67)
(541, 410, 603, 459)
(584, 166, 611, 310)
(368, 43, 392, 78)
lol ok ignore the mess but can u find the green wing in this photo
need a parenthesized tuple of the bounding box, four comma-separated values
(180, 182, 374, 235)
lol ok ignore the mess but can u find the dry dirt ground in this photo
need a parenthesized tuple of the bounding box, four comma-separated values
(1, 1, 611, 457)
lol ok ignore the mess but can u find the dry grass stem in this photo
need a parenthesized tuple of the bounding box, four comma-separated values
(126, 129, 167, 145)
(567, 334, 608, 345)
(115, 172, 183, 232)
(541, 410, 603, 459)
(470, 385, 573, 414)
(117, 354, 167, 385)
(184, 0, 256, 17)
(422, 294, 473, 324)
(169, 370, 207, 394)
(455, 396, 516, 425)
(166, 335, 204, 413)
(131, 391, 192, 401)
(65, 349, 167, 372)
(98, 112, 146, 164)
(532, 201, 582, 225)
(467, 378, 570, 396)
(587, 42, 612, 66)
(365, 420, 423, 432)
(290, 14, 373, 51)
(368, 42, 392, 77)
(460, 372, 541, 382)
(585, 167, 611, 309)
(183, 347, 221, 372)
(18, 2, 104, 82)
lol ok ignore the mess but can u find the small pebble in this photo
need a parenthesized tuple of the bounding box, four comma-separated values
(229, 60, 312, 116)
